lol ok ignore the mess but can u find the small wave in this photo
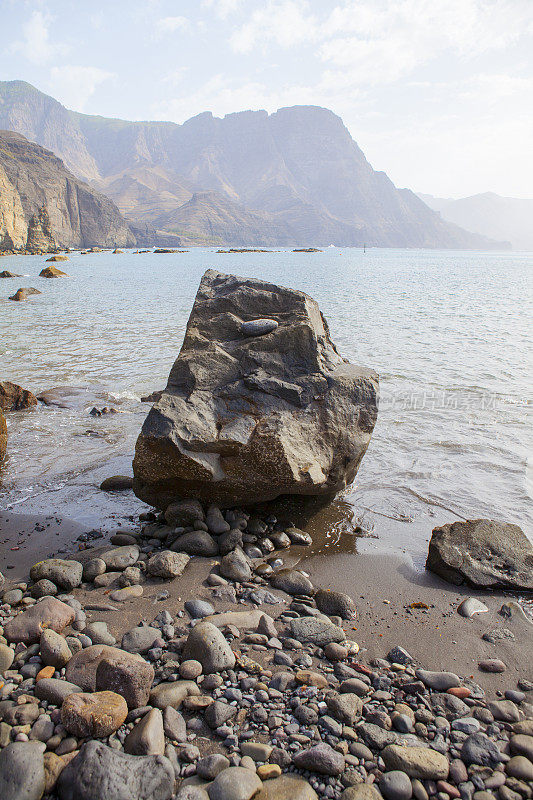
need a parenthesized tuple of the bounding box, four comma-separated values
(107, 390, 142, 403)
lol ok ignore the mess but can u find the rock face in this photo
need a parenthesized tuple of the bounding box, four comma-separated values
(426, 519, 533, 590)
(133, 270, 378, 508)
(0, 129, 135, 252)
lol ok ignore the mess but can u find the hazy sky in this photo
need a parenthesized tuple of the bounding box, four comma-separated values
(1, 0, 532, 198)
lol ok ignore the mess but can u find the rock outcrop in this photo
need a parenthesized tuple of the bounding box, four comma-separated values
(426, 519, 533, 590)
(0, 129, 135, 252)
(0, 381, 38, 411)
(133, 270, 378, 508)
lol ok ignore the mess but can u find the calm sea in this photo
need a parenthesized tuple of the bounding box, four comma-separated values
(1, 247, 531, 562)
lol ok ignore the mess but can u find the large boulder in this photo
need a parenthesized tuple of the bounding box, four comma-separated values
(133, 270, 378, 508)
(426, 519, 533, 590)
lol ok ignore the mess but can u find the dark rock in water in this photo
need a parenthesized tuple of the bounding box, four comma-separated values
(0, 270, 22, 277)
(0, 741, 46, 800)
(133, 270, 378, 508)
(0, 381, 38, 411)
(57, 740, 174, 800)
(9, 287, 42, 301)
(426, 519, 533, 589)
(100, 475, 133, 492)
(40, 265, 68, 278)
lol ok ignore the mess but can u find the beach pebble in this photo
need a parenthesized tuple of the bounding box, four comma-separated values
(34, 677, 83, 704)
(95, 651, 154, 708)
(288, 616, 345, 646)
(30, 579, 58, 598)
(56, 740, 174, 800)
(293, 742, 345, 775)
(4, 596, 75, 644)
(101, 546, 140, 571)
(197, 753, 230, 780)
(40, 629, 72, 668)
(182, 620, 236, 673)
(488, 699, 520, 722)
(219, 548, 252, 582)
(0, 642, 15, 673)
(85, 621, 116, 646)
(30, 559, 83, 590)
(180, 659, 203, 679)
(415, 669, 461, 691)
(162, 706, 187, 742)
(149, 681, 200, 710)
(387, 646, 413, 665)
(241, 318, 278, 337)
(206, 506, 231, 534)
(82, 558, 107, 582)
(165, 499, 205, 527)
(381, 745, 449, 779)
(341, 788, 383, 800)
(505, 755, 533, 781)
(0, 741, 46, 800)
(270, 569, 314, 596)
(62, 690, 127, 737)
(121, 626, 160, 654)
(185, 599, 215, 618)
(99, 475, 133, 491)
(315, 588, 356, 619)
(205, 700, 238, 728)
(110, 585, 143, 601)
(457, 598, 489, 618)
(124, 707, 165, 755)
(461, 732, 504, 765)
(479, 659, 506, 673)
(380, 771, 413, 800)
(3, 588, 23, 605)
(147, 550, 190, 579)
(209, 766, 262, 800)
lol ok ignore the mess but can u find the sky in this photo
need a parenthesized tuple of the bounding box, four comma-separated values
(1, 0, 533, 198)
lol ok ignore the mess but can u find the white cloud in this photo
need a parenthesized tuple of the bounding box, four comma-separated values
(154, 16, 190, 38)
(11, 10, 68, 65)
(48, 65, 115, 112)
(230, 0, 318, 53)
(202, 0, 243, 18)
(228, 0, 533, 87)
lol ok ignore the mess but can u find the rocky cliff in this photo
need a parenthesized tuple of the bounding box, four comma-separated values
(0, 80, 502, 248)
(0, 129, 135, 251)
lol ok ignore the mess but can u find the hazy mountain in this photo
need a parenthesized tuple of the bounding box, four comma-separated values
(419, 192, 531, 250)
(0, 129, 135, 251)
(0, 80, 505, 248)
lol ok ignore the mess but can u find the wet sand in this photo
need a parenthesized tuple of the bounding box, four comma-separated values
(1, 474, 531, 699)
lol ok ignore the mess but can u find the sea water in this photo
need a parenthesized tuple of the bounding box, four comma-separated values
(1, 247, 531, 562)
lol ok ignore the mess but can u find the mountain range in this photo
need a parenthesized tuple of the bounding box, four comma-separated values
(419, 192, 533, 251)
(0, 80, 508, 248)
